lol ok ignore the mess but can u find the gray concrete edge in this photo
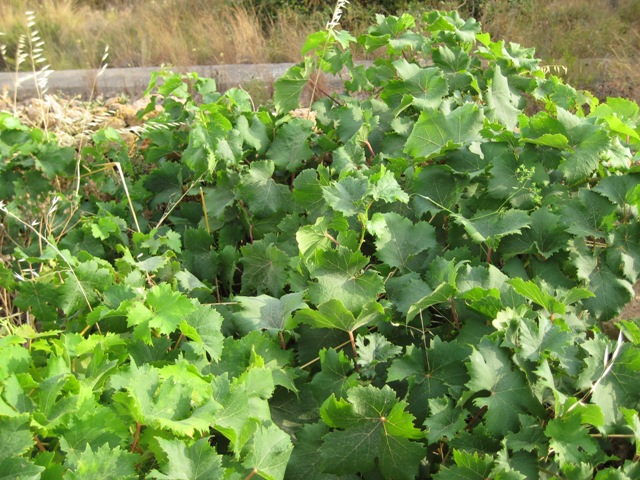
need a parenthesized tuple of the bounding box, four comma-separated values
(0, 63, 344, 101)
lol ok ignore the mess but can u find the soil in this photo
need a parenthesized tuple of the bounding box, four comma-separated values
(620, 283, 640, 319)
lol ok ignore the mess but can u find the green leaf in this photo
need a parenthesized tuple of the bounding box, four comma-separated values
(13, 281, 60, 323)
(307, 248, 385, 313)
(433, 449, 494, 480)
(127, 283, 197, 342)
(183, 228, 217, 282)
(60, 258, 114, 315)
(404, 103, 484, 158)
(274, 58, 313, 114)
(406, 282, 457, 323)
(240, 240, 290, 297)
(388, 339, 470, 423)
(321, 176, 368, 217)
(412, 166, 466, 216)
(63, 444, 138, 480)
(309, 348, 358, 403)
(242, 424, 293, 480)
(381, 59, 448, 110)
(593, 174, 640, 208)
(110, 361, 220, 437)
(266, 118, 314, 172)
(295, 299, 383, 333)
(234, 292, 306, 335)
(560, 190, 616, 238)
(0, 457, 44, 480)
(485, 66, 521, 130)
(211, 368, 274, 454)
(545, 413, 601, 466)
(368, 212, 437, 272)
(355, 332, 401, 378)
(466, 337, 543, 435)
(453, 209, 531, 249)
(296, 216, 340, 260)
(180, 305, 224, 362)
(572, 249, 634, 321)
(501, 207, 571, 259)
(285, 422, 341, 480)
(238, 161, 293, 217)
(237, 115, 269, 154)
(367, 166, 410, 204)
(0, 414, 34, 461)
(149, 438, 224, 480)
(319, 385, 424, 479)
(423, 397, 468, 444)
(556, 108, 610, 183)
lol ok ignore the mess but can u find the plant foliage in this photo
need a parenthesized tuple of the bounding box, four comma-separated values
(2, 9, 640, 479)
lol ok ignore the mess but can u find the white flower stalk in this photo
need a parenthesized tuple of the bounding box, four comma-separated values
(326, 0, 349, 30)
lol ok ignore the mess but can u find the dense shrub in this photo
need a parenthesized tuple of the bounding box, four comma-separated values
(1, 10, 640, 479)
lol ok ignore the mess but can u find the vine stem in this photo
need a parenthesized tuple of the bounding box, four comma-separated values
(130, 421, 142, 453)
(245, 468, 258, 480)
(348, 330, 360, 373)
(449, 297, 460, 332)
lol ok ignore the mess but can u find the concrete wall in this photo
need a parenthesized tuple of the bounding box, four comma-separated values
(0, 63, 345, 101)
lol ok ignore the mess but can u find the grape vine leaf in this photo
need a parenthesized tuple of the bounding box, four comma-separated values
(432, 449, 494, 480)
(13, 281, 60, 323)
(309, 348, 358, 403)
(240, 240, 290, 297)
(238, 160, 293, 217)
(126, 283, 197, 344)
(368, 212, 437, 272)
(234, 292, 306, 335)
(500, 207, 571, 259)
(110, 361, 220, 437)
(388, 339, 470, 423)
(423, 397, 468, 444)
(556, 108, 610, 183)
(453, 209, 531, 250)
(544, 413, 601, 466)
(404, 103, 484, 158)
(307, 248, 385, 313)
(381, 59, 448, 110)
(180, 305, 224, 362)
(274, 57, 313, 114)
(466, 337, 543, 435)
(149, 438, 224, 480)
(266, 118, 314, 172)
(412, 166, 466, 216)
(242, 423, 293, 480)
(355, 332, 401, 378)
(485, 66, 521, 130)
(286, 422, 349, 480)
(560, 190, 616, 238)
(211, 366, 275, 454)
(60, 258, 114, 314)
(236, 115, 269, 154)
(295, 299, 384, 334)
(321, 176, 368, 217)
(0, 414, 35, 462)
(319, 385, 424, 479)
(571, 245, 634, 321)
(63, 444, 138, 480)
(183, 228, 217, 283)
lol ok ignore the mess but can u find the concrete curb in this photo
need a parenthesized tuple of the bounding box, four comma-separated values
(0, 63, 345, 101)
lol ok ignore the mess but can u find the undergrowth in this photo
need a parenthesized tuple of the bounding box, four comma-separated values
(1, 5, 640, 479)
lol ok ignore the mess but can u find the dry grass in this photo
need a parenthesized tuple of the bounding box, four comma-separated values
(0, 0, 325, 70)
(481, 0, 640, 98)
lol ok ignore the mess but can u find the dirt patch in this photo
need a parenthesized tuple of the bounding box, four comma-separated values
(620, 283, 640, 319)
